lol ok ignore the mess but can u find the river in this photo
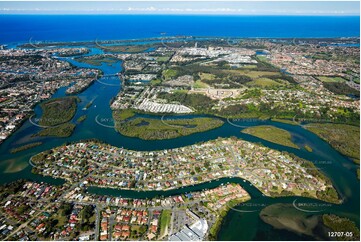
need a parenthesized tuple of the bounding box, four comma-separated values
(0, 45, 359, 240)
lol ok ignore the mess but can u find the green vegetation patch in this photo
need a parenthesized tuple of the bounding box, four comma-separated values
(228, 70, 279, 79)
(102, 44, 159, 53)
(305, 123, 360, 163)
(34, 123, 76, 138)
(246, 77, 284, 87)
(39, 96, 79, 126)
(159, 210, 171, 238)
(77, 115, 87, 123)
(242, 125, 299, 149)
(156, 55, 171, 63)
(113, 109, 136, 121)
(323, 82, 359, 97)
(75, 56, 119, 66)
(158, 92, 216, 112)
(150, 79, 162, 86)
(115, 117, 224, 140)
(271, 118, 298, 125)
(79, 205, 95, 232)
(0, 180, 25, 201)
(193, 80, 209, 89)
(199, 72, 216, 81)
(322, 214, 360, 241)
(10, 142, 43, 154)
(317, 76, 347, 83)
(162, 69, 178, 80)
(304, 145, 313, 152)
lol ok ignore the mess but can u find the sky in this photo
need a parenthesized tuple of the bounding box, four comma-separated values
(0, 1, 359, 15)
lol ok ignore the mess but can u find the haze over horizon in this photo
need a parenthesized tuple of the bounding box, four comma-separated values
(0, 1, 360, 15)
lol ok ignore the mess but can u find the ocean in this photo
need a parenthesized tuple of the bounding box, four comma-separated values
(0, 15, 360, 44)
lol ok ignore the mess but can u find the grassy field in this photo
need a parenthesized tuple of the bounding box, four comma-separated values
(162, 69, 178, 80)
(241, 64, 257, 69)
(39, 97, 79, 126)
(150, 79, 162, 86)
(156, 56, 171, 62)
(193, 80, 209, 88)
(227, 70, 279, 79)
(242, 125, 299, 149)
(246, 78, 284, 87)
(257, 56, 269, 62)
(305, 123, 360, 163)
(199, 72, 216, 80)
(159, 210, 171, 238)
(317, 76, 347, 83)
(50, 205, 70, 229)
(115, 117, 224, 140)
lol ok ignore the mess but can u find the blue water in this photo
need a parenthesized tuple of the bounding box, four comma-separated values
(0, 15, 360, 44)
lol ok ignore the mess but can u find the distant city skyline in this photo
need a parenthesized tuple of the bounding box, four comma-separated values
(0, 1, 360, 15)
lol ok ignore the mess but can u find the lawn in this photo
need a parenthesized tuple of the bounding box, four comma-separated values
(246, 78, 284, 87)
(160, 210, 171, 238)
(156, 56, 171, 62)
(241, 64, 257, 69)
(150, 79, 162, 86)
(199, 72, 216, 81)
(193, 80, 209, 88)
(51, 209, 68, 228)
(227, 70, 279, 79)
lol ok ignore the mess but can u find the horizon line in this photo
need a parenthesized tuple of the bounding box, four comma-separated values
(0, 13, 360, 16)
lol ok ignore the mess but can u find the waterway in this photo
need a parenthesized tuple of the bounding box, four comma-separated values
(0, 43, 359, 240)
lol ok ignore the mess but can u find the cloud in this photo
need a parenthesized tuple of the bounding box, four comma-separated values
(0, 2, 358, 15)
